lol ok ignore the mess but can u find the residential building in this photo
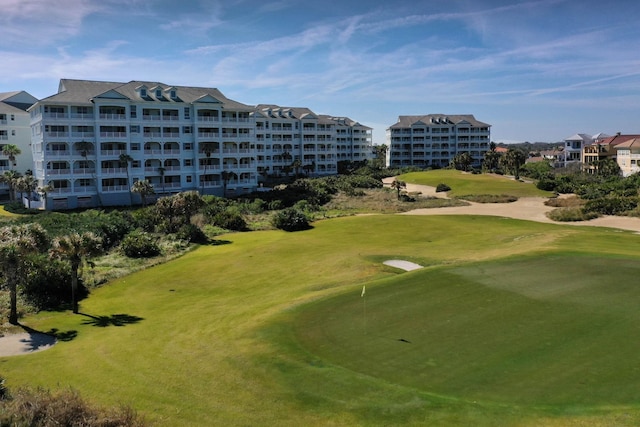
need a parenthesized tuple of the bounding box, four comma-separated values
(0, 91, 38, 199)
(614, 137, 640, 177)
(562, 133, 594, 167)
(386, 114, 490, 169)
(583, 133, 639, 174)
(29, 79, 372, 210)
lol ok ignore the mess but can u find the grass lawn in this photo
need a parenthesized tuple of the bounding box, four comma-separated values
(2, 215, 640, 426)
(398, 169, 554, 198)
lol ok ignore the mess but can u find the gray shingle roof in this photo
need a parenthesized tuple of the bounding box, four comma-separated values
(38, 79, 253, 110)
(388, 114, 490, 129)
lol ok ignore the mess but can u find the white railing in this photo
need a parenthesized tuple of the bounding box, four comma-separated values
(101, 167, 127, 174)
(45, 150, 70, 157)
(102, 185, 128, 192)
(70, 113, 93, 119)
(142, 115, 161, 121)
(99, 114, 126, 120)
(100, 150, 127, 156)
(47, 169, 71, 175)
(71, 132, 95, 138)
(100, 132, 127, 138)
(46, 131, 69, 138)
(73, 168, 96, 174)
(143, 132, 162, 138)
(197, 116, 218, 122)
(144, 149, 162, 155)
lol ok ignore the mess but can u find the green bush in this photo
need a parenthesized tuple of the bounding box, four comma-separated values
(213, 210, 247, 231)
(120, 230, 161, 258)
(271, 208, 310, 231)
(176, 224, 208, 243)
(436, 183, 451, 192)
(584, 196, 638, 215)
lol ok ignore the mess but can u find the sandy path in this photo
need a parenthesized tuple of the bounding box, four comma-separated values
(383, 177, 640, 233)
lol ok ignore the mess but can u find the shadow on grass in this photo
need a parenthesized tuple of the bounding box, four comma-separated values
(209, 239, 232, 246)
(79, 313, 144, 327)
(18, 323, 77, 346)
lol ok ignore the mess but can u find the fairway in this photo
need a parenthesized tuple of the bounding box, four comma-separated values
(3, 214, 640, 425)
(295, 254, 640, 406)
(398, 169, 553, 198)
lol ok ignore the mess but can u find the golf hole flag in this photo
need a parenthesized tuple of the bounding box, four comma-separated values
(361, 285, 366, 297)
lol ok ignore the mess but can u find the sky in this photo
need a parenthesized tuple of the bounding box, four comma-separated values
(1, 0, 640, 145)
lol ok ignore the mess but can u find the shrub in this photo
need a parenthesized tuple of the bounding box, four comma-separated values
(436, 183, 451, 192)
(536, 177, 556, 191)
(546, 207, 599, 222)
(457, 194, 517, 203)
(176, 224, 208, 243)
(213, 210, 247, 231)
(120, 230, 161, 258)
(0, 387, 146, 426)
(271, 208, 310, 231)
(584, 196, 638, 215)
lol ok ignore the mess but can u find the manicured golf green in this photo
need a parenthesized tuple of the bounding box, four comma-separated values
(399, 169, 553, 198)
(2, 214, 640, 425)
(295, 254, 640, 407)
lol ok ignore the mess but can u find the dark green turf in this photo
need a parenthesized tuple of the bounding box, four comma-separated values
(295, 254, 640, 407)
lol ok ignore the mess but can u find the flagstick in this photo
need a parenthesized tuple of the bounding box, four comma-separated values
(361, 285, 367, 335)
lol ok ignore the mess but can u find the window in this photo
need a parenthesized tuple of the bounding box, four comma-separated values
(155, 89, 162, 98)
(184, 159, 193, 166)
(184, 143, 193, 150)
(11, 130, 15, 136)
(10, 115, 14, 121)
(170, 90, 176, 99)
(130, 106, 137, 118)
(186, 176, 192, 183)
(140, 88, 147, 97)
(130, 125, 140, 133)
(184, 107, 190, 120)
(182, 126, 192, 134)
(132, 160, 141, 168)
(131, 143, 140, 151)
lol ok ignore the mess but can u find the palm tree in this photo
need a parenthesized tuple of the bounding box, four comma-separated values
(37, 183, 55, 210)
(292, 159, 302, 178)
(157, 166, 166, 194)
(391, 179, 407, 200)
(131, 179, 155, 207)
(221, 170, 237, 197)
(2, 144, 21, 167)
(119, 153, 134, 205)
(76, 140, 101, 207)
(50, 232, 102, 314)
(0, 223, 49, 324)
(16, 174, 37, 208)
(482, 142, 501, 173)
(200, 143, 216, 194)
(502, 148, 527, 180)
(452, 152, 473, 172)
(372, 144, 388, 169)
(0, 170, 20, 201)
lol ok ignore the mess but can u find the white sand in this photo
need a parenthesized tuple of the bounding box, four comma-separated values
(0, 332, 57, 357)
(383, 260, 423, 271)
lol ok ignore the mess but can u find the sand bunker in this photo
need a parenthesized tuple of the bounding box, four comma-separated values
(0, 332, 57, 357)
(383, 260, 423, 271)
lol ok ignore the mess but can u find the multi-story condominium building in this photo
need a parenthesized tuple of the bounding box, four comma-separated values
(580, 133, 640, 175)
(386, 114, 490, 168)
(0, 91, 38, 200)
(615, 137, 640, 177)
(29, 79, 373, 210)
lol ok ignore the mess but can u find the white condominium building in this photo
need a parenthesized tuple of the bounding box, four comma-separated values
(29, 79, 372, 210)
(386, 114, 491, 168)
(0, 91, 38, 199)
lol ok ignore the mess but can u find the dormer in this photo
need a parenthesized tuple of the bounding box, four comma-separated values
(135, 85, 149, 98)
(150, 85, 163, 99)
(164, 86, 178, 100)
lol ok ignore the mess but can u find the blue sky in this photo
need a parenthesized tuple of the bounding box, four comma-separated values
(2, 0, 640, 145)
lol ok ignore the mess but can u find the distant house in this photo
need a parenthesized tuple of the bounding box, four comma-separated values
(614, 137, 640, 177)
(562, 133, 594, 167)
(583, 133, 640, 174)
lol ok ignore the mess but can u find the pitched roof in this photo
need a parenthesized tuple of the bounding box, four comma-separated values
(614, 137, 640, 149)
(563, 133, 593, 142)
(594, 134, 640, 147)
(37, 79, 252, 110)
(388, 114, 490, 129)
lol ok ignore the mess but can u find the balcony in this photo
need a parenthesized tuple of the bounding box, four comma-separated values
(100, 132, 127, 138)
(99, 114, 126, 120)
(45, 150, 70, 157)
(47, 168, 71, 175)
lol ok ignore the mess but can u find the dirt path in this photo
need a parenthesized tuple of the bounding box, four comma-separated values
(383, 177, 640, 233)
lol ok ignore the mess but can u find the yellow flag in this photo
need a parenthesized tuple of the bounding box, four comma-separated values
(361, 285, 366, 297)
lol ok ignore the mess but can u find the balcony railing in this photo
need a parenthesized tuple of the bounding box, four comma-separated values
(99, 114, 126, 120)
(47, 169, 71, 175)
(102, 185, 128, 192)
(45, 150, 70, 157)
(100, 150, 127, 156)
(46, 131, 69, 138)
(100, 132, 127, 138)
(101, 167, 127, 174)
